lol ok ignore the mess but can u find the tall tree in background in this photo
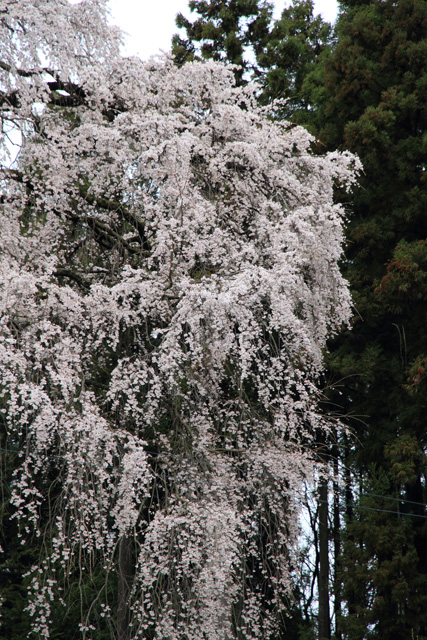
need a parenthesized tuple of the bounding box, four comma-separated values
(172, 0, 273, 82)
(257, 0, 333, 122)
(0, 1, 360, 638)
(310, 0, 427, 637)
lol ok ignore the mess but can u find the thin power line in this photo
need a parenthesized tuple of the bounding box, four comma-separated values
(319, 500, 427, 519)
(352, 490, 426, 508)
(333, 485, 427, 508)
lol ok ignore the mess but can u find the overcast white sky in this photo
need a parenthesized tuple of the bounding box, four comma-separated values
(108, 0, 339, 61)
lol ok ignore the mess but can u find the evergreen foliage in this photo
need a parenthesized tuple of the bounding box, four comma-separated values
(257, 0, 333, 122)
(172, 0, 273, 82)
(311, 1, 427, 637)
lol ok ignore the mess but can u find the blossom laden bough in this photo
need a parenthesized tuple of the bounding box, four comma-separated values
(0, 1, 360, 637)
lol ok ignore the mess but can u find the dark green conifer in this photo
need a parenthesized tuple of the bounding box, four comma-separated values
(311, 1, 427, 637)
(258, 0, 333, 121)
(172, 0, 273, 83)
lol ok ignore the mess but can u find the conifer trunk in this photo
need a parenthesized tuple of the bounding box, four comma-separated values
(318, 479, 331, 640)
(332, 449, 342, 639)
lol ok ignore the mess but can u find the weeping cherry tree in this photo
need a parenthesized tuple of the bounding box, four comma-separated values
(0, 1, 360, 638)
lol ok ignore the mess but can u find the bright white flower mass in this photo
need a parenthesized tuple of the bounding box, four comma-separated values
(0, 1, 360, 637)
